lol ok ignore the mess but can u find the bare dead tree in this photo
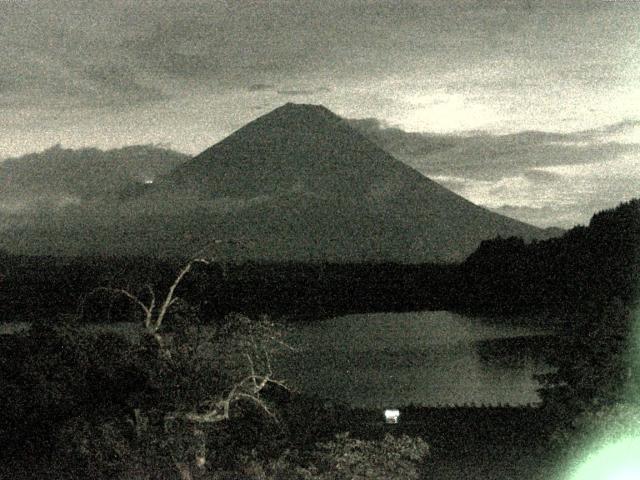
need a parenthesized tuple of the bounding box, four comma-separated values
(89, 257, 291, 479)
(183, 318, 289, 424)
(170, 316, 291, 480)
(91, 258, 210, 356)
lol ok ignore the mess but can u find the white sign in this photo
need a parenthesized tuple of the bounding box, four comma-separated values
(384, 409, 400, 424)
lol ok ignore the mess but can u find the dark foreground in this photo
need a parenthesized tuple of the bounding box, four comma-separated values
(1, 404, 563, 479)
(349, 406, 561, 480)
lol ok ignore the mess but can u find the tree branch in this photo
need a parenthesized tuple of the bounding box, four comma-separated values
(154, 258, 210, 332)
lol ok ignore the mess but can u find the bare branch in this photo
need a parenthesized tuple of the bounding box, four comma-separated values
(146, 284, 156, 312)
(264, 378, 288, 390)
(154, 258, 210, 332)
(144, 284, 156, 330)
(182, 369, 287, 425)
(184, 409, 227, 424)
(245, 353, 259, 389)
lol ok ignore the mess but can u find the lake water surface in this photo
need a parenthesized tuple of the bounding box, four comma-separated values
(1, 311, 555, 409)
(277, 311, 554, 408)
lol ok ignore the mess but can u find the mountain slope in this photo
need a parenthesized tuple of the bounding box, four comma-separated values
(0, 104, 558, 261)
(141, 103, 555, 261)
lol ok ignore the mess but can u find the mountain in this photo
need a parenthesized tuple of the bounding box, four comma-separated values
(135, 103, 556, 261)
(0, 104, 559, 261)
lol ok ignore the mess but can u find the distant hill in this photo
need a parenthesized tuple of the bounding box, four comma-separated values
(0, 144, 189, 211)
(0, 104, 559, 261)
(457, 198, 640, 313)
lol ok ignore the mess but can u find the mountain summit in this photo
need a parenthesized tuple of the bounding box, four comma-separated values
(162, 102, 398, 198)
(144, 102, 554, 262)
(0, 103, 557, 261)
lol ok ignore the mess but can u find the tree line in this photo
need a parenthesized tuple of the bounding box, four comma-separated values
(0, 200, 638, 325)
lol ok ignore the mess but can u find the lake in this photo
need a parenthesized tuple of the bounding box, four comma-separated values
(0, 311, 555, 409)
(277, 311, 555, 408)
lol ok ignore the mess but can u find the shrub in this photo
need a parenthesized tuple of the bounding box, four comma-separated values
(239, 432, 430, 480)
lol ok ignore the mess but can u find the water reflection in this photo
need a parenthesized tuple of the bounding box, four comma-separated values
(278, 311, 555, 408)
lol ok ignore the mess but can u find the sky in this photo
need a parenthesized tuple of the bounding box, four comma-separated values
(1, 0, 639, 228)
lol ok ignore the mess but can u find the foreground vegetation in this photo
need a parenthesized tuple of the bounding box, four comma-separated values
(1, 198, 638, 478)
(1, 285, 636, 478)
(0, 258, 432, 479)
(0, 312, 433, 479)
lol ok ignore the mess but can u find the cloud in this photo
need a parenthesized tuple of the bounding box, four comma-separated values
(248, 84, 275, 92)
(79, 63, 168, 107)
(593, 119, 640, 134)
(429, 170, 638, 229)
(116, 4, 335, 82)
(521, 169, 561, 182)
(349, 118, 640, 181)
(348, 118, 456, 157)
(489, 204, 577, 230)
(489, 167, 640, 229)
(12, 0, 581, 108)
(350, 118, 640, 228)
(0, 194, 82, 215)
(277, 87, 330, 96)
(2, 1, 638, 138)
(0, 27, 167, 109)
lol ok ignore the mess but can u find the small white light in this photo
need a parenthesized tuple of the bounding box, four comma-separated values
(384, 409, 400, 424)
(144, 179, 154, 184)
